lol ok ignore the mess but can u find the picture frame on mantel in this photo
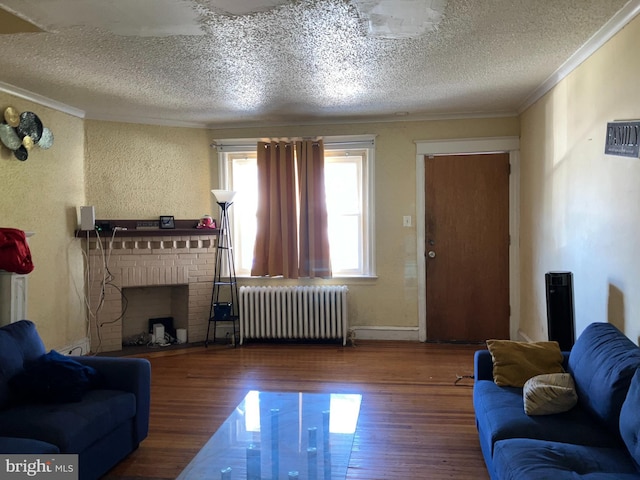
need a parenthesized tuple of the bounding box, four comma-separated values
(159, 216, 175, 229)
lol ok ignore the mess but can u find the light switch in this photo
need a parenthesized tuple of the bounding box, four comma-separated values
(403, 215, 412, 227)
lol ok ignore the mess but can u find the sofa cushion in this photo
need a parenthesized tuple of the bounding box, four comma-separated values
(568, 322, 640, 434)
(474, 379, 623, 457)
(493, 438, 640, 480)
(486, 339, 564, 387)
(0, 320, 46, 409)
(9, 350, 101, 404)
(0, 436, 60, 454)
(523, 373, 578, 415)
(0, 389, 136, 452)
(620, 368, 640, 467)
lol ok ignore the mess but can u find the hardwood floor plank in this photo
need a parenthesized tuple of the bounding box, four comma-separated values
(103, 341, 489, 480)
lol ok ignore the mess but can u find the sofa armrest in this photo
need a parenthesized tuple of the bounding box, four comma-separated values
(474, 350, 494, 381)
(72, 356, 151, 443)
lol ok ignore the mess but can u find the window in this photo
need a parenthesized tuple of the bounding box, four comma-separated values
(217, 137, 375, 277)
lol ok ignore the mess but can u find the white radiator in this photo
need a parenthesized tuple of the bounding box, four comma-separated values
(239, 286, 348, 345)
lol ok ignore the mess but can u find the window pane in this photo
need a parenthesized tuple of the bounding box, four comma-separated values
(325, 160, 360, 214)
(230, 157, 257, 274)
(328, 214, 361, 271)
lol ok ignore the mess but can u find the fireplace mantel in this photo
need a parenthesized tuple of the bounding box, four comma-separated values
(76, 219, 219, 237)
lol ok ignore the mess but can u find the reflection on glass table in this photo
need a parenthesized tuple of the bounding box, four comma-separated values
(178, 390, 362, 480)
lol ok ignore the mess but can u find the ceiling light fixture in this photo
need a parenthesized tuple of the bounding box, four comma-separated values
(353, 0, 447, 39)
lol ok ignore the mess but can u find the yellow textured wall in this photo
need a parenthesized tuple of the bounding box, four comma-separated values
(0, 99, 518, 347)
(0, 94, 86, 349)
(519, 16, 640, 343)
(209, 117, 520, 331)
(84, 120, 216, 219)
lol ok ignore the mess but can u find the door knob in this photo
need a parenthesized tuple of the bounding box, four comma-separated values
(428, 250, 436, 258)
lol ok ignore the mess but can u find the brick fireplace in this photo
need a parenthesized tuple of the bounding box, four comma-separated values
(86, 231, 217, 352)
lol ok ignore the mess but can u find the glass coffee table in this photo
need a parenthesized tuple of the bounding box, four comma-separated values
(178, 391, 362, 480)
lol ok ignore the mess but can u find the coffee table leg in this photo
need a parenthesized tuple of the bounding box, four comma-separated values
(323, 410, 332, 479)
(247, 444, 261, 480)
(271, 408, 280, 480)
(308, 447, 318, 480)
(309, 426, 317, 448)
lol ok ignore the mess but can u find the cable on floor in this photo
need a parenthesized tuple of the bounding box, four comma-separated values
(454, 374, 474, 386)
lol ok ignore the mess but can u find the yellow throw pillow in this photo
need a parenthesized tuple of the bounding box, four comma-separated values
(486, 340, 565, 387)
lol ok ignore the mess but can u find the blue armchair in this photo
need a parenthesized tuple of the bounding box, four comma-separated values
(0, 320, 150, 480)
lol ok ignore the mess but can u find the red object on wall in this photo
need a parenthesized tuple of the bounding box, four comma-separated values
(0, 228, 34, 274)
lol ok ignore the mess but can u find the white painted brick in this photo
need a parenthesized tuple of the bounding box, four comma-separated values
(175, 259, 195, 266)
(88, 233, 218, 353)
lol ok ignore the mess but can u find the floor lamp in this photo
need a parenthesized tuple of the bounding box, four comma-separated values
(206, 189, 239, 347)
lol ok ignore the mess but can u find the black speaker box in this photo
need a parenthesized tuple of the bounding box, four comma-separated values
(545, 271, 575, 351)
(213, 302, 233, 320)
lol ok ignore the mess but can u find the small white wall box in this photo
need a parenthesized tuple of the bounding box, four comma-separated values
(80, 206, 95, 231)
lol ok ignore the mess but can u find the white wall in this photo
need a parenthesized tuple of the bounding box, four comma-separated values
(0, 95, 86, 350)
(519, 16, 640, 343)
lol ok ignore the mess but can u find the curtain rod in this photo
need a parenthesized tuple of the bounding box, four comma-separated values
(260, 140, 373, 146)
(213, 139, 375, 150)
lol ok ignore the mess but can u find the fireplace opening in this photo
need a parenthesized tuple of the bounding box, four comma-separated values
(122, 285, 188, 346)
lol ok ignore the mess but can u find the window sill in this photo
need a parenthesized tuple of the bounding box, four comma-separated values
(236, 275, 378, 285)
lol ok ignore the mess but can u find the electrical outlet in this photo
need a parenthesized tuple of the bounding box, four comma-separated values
(403, 215, 412, 227)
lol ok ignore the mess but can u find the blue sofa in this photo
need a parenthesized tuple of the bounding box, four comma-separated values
(474, 322, 640, 479)
(0, 320, 151, 479)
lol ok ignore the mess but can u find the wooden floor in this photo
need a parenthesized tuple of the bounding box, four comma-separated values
(103, 340, 489, 480)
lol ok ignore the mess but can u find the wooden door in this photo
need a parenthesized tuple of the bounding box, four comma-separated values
(425, 153, 510, 342)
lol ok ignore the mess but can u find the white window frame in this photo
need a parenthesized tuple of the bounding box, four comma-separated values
(215, 135, 376, 278)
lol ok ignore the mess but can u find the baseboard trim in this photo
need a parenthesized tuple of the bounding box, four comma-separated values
(352, 326, 420, 341)
(215, 325, 421, 342)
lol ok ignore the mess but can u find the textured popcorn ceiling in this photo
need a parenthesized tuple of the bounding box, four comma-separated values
(0, 0, 633, 127)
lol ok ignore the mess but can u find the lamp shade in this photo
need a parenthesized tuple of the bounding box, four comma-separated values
(211, 190, 237, 203)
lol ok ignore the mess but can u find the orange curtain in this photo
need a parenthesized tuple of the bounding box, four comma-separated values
(251, 141, 299, 278)
(297, 140, 332, 278)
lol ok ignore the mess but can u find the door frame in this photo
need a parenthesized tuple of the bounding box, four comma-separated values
(415, 137, 520, 342)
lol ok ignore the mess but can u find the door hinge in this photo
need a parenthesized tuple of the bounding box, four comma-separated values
(508, 163, 511, 175)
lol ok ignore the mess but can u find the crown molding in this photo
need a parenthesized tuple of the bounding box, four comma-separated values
(518, 0, 640, 113)
(84, 111, 207, 129)
(0, 81, 85, 118)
